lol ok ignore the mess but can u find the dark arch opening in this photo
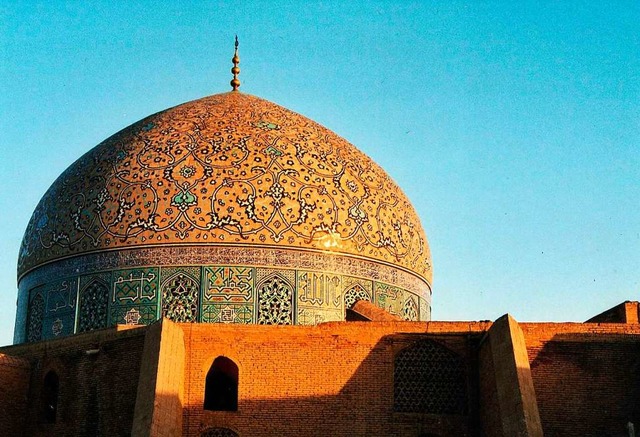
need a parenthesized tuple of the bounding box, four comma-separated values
(201, 427, 239, 437)
(41, 370, 59, 423)
(204, 356, 238, 411)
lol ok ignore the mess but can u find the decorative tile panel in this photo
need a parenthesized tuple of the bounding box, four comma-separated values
(203, 266, 254, 303)
(374, 282, 403, 317)
(41, 277, 77, 340)
(256, 270, 294, 325)
(401, 295, 419, 321)
(16, 262, 430, 343)
(297, 271, 342, 308)
(78, 273, 110, 332)
(160, 266, 200, 322)
(201, 302, 253, 324)
(419, 298, 430, 321)
(343, 277, 373, 310)
(296, 271, 343, 325)
(26, 290, 45, 342)
(297, 307, 343, 325)
(109, 267, 159, 326)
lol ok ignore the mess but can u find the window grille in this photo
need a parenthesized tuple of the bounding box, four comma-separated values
(394, 340, 467, 414)
(201, 427, 238, 437)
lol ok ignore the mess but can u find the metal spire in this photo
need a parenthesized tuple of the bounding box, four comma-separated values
(231, 36, 240, 91)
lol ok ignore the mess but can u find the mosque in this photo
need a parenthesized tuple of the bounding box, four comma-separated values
(0, 41, 638, 436)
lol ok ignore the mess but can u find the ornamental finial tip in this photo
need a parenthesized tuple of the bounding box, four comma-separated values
(231, 36, 240, 91)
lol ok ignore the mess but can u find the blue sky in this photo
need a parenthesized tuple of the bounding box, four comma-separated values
(1, 1, 638, 345)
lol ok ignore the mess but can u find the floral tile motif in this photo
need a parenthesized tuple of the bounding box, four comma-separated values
(343, 277, 373, 310)
(19, 92, 431, 286)
(256, 272, 294, 325)
(160, 266, 200, 323)
(77, 275, 109, 332)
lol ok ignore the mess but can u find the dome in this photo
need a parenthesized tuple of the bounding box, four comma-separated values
(15, 91, 432, 343)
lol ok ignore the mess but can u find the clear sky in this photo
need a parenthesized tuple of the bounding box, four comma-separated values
(1, 1, 638, 346)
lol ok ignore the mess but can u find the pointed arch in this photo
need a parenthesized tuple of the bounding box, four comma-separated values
(256, 273, 293, 325)
(161, 271, 200, 322)
(41, 370, 59, 423)
(343, 283, 371, 310)
(204, 356, 239, 411)
(78, 278, 109, 332)
(401, 295, 419, 321)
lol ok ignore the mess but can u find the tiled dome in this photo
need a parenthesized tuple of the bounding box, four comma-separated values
(15, 91, 432, 343)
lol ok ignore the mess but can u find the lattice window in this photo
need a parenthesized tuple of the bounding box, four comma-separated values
(201, 428, 238, 437)
(162, 273, 199, 322)
(257, 275, 292, 325)
(78, 279, 109, 332)
(402, 296, 419, 321)
(204, 356, 239, 411)
(27, 292, 45, 343)
(344, 284, 371, 309)
(394, 339, 467, 414)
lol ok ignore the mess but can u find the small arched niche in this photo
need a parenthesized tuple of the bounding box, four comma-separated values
(41, 370, 59, 423)
(204, 356, 239, 411)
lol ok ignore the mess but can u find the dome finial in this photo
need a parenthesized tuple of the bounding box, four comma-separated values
(230, 35, 240, 91)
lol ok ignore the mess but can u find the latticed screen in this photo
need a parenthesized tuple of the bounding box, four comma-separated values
(78, 279, 109, 332)
(200, 428, 238, 437)
(257, 275, 293, 325)
(394, 339, 467, 414)
(162, 272, 200, 322)
(344, 285, 371, 309)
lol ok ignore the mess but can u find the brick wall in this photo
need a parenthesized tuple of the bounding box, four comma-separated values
(133, 319, 185, 437)
(0, 354, 30, 435)
(522, 323, 640, 437)
(0, 327, 146, 437)
(2, 317, 637, 436)
(586, 301, 640, 324)
(179, 321, 489, 437)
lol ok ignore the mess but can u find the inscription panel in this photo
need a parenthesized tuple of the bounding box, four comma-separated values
(110, 267, 159, 326)
(17, 261, 430, 342)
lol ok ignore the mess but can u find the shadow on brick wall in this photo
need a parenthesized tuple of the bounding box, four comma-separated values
(183, 332, 483, 437)
(529, 334, 640, 437)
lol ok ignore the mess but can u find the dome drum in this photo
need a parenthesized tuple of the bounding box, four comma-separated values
(15, 247, 430, 343)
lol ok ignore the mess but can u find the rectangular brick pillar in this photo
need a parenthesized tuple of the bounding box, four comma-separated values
(479, 314, 543, 437)
(132, 319, 185, 437)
